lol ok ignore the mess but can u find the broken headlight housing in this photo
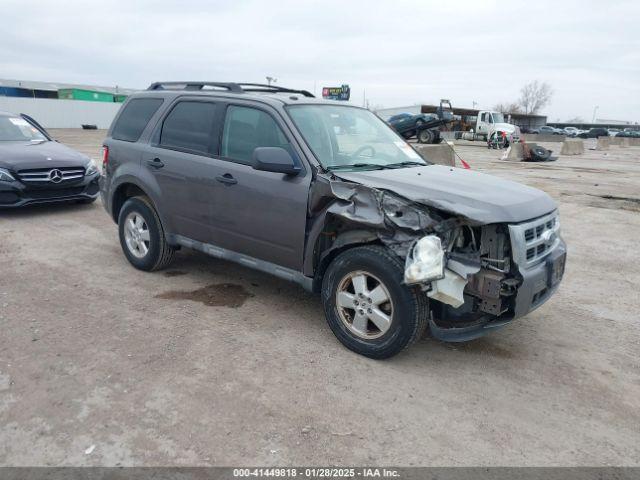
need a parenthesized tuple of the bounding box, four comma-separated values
(404, 235, 445, 285)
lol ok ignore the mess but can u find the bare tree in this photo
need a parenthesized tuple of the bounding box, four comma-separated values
(518, 81, 553, 114)
(493, 102, 523, 114)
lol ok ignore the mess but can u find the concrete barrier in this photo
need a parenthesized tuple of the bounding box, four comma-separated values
(606, 136, 640, 147)
(500, 142, 539, 161)
(414, 143, 455, 167)
(523, 134, 566, 143)
(596, 137, 610, 150)
(560, 138, 584, 155)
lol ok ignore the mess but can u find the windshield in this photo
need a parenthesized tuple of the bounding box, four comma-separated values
(287, 105, 427, 171)
(0, 116, 47, 142)
(491, 113, 505, 123)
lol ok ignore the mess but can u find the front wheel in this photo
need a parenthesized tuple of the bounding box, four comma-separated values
(118, 196, 174, 271)
(321, 245, 428, 359)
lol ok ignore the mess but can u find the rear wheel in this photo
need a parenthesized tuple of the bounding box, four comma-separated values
(321, 245, 428, 359)
(417, 129, 434, 144)
(118, 196, 174, 271)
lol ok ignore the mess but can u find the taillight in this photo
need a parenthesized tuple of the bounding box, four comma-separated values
(102, 146, 109, 171)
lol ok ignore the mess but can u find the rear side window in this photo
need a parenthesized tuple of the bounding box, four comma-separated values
(221, 106, 290, 164)
(160, 101, 217, 155)
(112, 98, 163, 142)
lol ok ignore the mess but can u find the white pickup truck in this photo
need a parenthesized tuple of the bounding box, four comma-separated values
(457, 111, 520, 146)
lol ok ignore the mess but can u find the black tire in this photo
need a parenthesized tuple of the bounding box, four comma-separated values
(417, 129, 433, 144)
(118, 196, 174, 271)
(321, 245, 428, 359)
(529, 145, 551, 162)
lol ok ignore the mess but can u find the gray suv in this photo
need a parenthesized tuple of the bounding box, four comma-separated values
(100, 82, 566, 358)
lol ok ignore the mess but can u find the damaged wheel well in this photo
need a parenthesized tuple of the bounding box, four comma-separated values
(311, 229, 382, 293)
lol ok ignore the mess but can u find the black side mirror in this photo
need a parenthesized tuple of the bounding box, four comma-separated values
(252, 147, 301, 175)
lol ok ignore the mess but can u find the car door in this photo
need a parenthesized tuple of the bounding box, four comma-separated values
(142, 99, 221, 242)
(477, 113, 487, 134)
(204, 102, 312, 271)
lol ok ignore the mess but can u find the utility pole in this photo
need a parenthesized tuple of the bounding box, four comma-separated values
(592, 105, 599, 124)
(266, 76, 277, 86)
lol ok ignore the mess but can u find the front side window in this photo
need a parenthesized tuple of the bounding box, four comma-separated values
(160, 101, 217, 155)
(112, 98, 163, 142)
(221, 106, 291, 163)
(287, 105, 426, 171)
(0, 116, 47, 142)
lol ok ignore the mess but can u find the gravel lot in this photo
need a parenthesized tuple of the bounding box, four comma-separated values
(1, 130, 639, 466)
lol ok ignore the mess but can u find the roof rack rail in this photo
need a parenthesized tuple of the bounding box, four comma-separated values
(147, 82, 244, 92)
(235, 83, 315, 98)
(146, 81, 315, 98)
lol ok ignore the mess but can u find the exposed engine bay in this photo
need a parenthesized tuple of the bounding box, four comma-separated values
(304, 172, 546, 330)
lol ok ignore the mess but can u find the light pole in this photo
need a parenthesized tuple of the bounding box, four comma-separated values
(592, 105, 599, 124)
(266, 76, 277, 86)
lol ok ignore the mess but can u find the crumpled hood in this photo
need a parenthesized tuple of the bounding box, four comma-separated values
(0, 141, 89, 171)
(334, 164, 557, 224)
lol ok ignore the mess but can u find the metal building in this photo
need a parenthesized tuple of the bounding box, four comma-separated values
(0, 78, 138, 129)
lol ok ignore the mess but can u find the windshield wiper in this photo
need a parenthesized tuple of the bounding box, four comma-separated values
(385, 161, 427, 168)
(326, 163, 390, 171)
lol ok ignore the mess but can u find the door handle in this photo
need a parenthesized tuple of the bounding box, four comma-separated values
(147, 158, 164, 169)
(216, 174, 237, 185)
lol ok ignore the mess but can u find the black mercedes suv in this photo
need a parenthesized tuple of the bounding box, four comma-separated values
(0, 111, 100, 208)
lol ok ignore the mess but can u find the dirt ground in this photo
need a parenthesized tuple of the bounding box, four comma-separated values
(1, 130, 639, 466)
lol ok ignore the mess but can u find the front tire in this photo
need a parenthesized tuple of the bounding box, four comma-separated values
(321, 245, 428, 359)
(118, 196, 174, 271)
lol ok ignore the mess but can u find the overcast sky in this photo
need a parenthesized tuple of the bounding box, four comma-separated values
(2, 0, 638, 122)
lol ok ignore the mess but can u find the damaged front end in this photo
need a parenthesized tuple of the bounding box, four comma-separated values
(306, 173, 566, 342)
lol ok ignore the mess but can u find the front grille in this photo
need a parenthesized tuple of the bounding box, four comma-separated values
(27, 187, 85, 199)
(17, 166, 85, 184)
(509, 211, 560, 268)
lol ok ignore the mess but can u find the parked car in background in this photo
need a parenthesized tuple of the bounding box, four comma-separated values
(563, 127, 580, 137)
(532, 126, 562, 135)
(100, 81, 566, 359)
(608, 129, 621, 137)
(388, 113, 438, 138)
(578, 127, 609, 139)
(0, 111, 100, 208)
(616, 129, 640, 138)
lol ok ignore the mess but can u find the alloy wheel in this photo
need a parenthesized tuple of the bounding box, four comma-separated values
(123, 212, 150, 258)
(335, 270, 394, 340)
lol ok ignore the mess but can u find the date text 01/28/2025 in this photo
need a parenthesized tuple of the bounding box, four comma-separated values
(232, 468, 400, 478)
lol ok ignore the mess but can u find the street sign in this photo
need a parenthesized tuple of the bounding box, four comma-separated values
(322, 84, 350, 101)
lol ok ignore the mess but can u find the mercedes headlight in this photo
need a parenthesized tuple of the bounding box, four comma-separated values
(0, 168, 15, 182)
(85, 159, 99, 176)
(404, 235, 445, 285)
